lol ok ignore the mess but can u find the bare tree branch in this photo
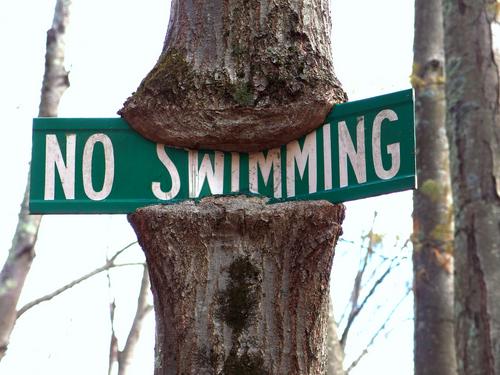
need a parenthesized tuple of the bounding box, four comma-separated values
(107, 261, 118, 375)
(340, 258, 400, 348)
(338, 214, 378, 328)
(0, 0, 72, 361)
(16, 242, 138, 318)
(346, 287, 412, 373)
(340, 212, 400, 348)
(117, 265, 152, 375)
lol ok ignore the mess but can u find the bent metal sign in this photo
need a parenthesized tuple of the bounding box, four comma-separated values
(29, 89, 415, 214)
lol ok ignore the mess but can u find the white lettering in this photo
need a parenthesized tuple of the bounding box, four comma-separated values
(82, 134, 114, 200)
(372, 109, 401, 180)
(152, 144, 181, 200)
(188, 150, 224, 198)
(44, 134, 76, 200)
(338, 117, 367, 187)
(231, 152, 240, 193)
(286, 132, 317, 197)
(323, 124, 333, 190)
(249, 148, 282, 198)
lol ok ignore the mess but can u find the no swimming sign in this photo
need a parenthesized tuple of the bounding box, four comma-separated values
(29, 90, 415, 214)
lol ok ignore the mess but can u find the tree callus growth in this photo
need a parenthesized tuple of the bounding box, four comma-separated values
(128, 196, 345, 375)
(119, 0, 347, 152)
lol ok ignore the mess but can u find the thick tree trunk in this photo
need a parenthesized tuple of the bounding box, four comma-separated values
(129, 196, 344, 375)
(119, 0, 347, 152)
(443, 1, 500, 374)
(0, 0, 71, 361)
(412, 0, 457, 374)
(124, 2, 347, 374)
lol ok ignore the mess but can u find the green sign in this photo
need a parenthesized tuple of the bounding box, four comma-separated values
(29, 89, 415, 214)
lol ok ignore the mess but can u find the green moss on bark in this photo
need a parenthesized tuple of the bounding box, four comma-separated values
(232, 81, 254, 106)
(223, 350, 268, 375)
(138, 49, 194, 103)
(216, 256, 260, 334)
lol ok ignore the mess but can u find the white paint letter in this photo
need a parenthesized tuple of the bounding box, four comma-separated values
(323, 124, 333, 190)
(44, 134, 76, 200)
(338, 117, 367, 187)
(372, 109, 401, 180)
(286, 132, 317, 197)
(188, 150, 224, 198)
(152, 144, 181, 200)
(249, 148, 282, 198)
(82, 133, 114, 200)
(231, 152, 240, 193)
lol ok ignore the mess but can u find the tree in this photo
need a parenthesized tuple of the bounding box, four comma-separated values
(0, 0, 71, 360)
(10, 241, 151, 374)
(443, 1, 500, 373)
(120, 1, 347, 374)
(107, 264, 153, 375)
(412, 0, 457, 374)
(326, 308, 345, 375)
(119, 0, 347, 152)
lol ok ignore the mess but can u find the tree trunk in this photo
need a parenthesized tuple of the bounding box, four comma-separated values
(119, 0, 347, 152)
(129, 196, 344, 375)
(412, 0, 457, 374)
(326, 308, 345, 375)
(117, 266, 153, 375)
(443, 1, 500, 373)
(0, 0, 71, 361)
(123, 1, 347, 373)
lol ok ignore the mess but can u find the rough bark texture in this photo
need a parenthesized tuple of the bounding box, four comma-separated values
(443, 1, 500, 374)
(128, 196, 344, 375)
(0, 0, 71, 361)
(119, 0, 347, 152)
(412, 0, 457, 374)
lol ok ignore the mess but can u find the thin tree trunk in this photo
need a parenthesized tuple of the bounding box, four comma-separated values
(443, 1, 500, 374)
(117, 266, 153, 375)
(326, 308, 345, 375)
(129, 196, 344, 375)
(119, 0, 347, 152)
(412, 0, 457, 374)
(0, 0, 71, 361)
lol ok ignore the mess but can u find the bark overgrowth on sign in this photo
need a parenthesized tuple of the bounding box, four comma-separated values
(30, 90, 415, 214)
(128, 196, 345, 374)
(119, 1, 349, 373)
(118, 0, 347, 152)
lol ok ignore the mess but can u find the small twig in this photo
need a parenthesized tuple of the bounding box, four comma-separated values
(117, 265, 153, 375)
(340, 258, 401, 348)
(338, 214, 378, 329)
(346, 288, 411, 373)
(109, 241, 138, 262)
(16, 242, 138, 318)
(107, 257, 118, 375)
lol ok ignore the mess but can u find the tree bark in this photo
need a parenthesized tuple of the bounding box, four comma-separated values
(412, 0, 457, 374)
(129, 196, 344, 375)
(443, 1, 500, 373)
(119, 0, 347, 152)
(0, 0, 71, 361)
(124, 2, 347, 374)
